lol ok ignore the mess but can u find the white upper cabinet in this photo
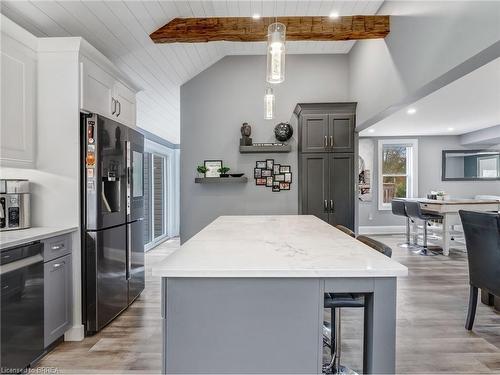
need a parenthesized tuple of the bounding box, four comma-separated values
(0, 19, 37, 168)
(80, 56, 115, 119)
(80, 53, 137, 128)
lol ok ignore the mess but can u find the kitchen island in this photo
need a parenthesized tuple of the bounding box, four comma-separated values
(152, 215, 408, 374)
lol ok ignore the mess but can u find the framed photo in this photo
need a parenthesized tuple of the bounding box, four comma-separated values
(273, 164, 281, 175)
(204, 160, 222, 177)
(266, 159, 274, 170)
(256, 161, 266, 169)
(280, 165, 290, 173)
(279, 182, 290, 190)
(254, 168, 262, 178)
(284, 172, 292, 183)
(274, 174, 285, 182)
(262, 169, 272, 177)
(266, 177, 273, 187)
(256, 178, 266, 186)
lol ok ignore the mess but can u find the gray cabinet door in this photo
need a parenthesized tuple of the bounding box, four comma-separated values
(328, 114, 354, 152)
(300, 114, 328, 153)
(44, 254, 72, 347)
(329, 154, 354, 230)
(300, 153, 329, 223)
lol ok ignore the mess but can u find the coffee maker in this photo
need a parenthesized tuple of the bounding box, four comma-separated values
(0, 179, 31, 231)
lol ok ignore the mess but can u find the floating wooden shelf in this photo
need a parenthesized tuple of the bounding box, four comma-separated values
(239, 145, 291, 154)
(195, 177, 248, 184)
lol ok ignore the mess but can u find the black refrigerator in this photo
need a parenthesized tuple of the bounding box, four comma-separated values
(81, 113, 145, 335)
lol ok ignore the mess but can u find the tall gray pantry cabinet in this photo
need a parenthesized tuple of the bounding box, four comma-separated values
(296, 103, 357, 230)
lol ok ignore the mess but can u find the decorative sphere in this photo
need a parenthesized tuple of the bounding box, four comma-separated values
(274, 122, 293, 142)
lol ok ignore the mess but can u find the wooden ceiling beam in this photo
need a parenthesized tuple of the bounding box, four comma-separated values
(150, 16, 390, 43)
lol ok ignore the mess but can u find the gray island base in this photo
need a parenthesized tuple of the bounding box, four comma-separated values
(153, 216, 407, 374)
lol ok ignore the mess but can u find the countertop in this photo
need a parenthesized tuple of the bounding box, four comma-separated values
(152, 215, 408, 278)
(402, 198, 500, 205)
(0, 226, 78, 250)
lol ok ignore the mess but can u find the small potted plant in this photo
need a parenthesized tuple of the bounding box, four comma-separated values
(218, 166, 230, 178)
(436, 191, 445, 201)
(196, 165, 208, 178)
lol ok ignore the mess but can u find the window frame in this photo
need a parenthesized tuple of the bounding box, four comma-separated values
(377, 139, 418, 210)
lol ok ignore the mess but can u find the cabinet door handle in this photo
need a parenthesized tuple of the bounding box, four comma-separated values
(330, 136, 334, 147)
(330, 200, 334, 212)
(52, 261, 65, 271)
(324, 200, 328, 211)
(324, 136, 328, 148)
(51, 243, 64, 251)
(111, 98, 116, 115)
(117, 101, 121, 117)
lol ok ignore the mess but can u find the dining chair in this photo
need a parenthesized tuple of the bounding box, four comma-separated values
(459, 210, 500, 330)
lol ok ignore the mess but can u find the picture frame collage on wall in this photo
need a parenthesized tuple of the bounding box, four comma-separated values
(254, 159, 292, 192)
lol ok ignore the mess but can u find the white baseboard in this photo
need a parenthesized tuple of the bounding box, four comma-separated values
(358, 226, 406, 235)
(64, 324, 84, 341)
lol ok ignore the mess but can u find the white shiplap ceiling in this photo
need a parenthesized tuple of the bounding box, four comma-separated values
(1, 1, 384, 144)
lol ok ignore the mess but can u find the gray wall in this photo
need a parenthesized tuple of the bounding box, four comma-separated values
(349, 0, 500, 127)
(180, 55, 349, 242)
(359, 136, 500, 228)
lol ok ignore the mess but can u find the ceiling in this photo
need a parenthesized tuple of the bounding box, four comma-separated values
(1, 0, 384, 144)
(360, 57, 500, 138)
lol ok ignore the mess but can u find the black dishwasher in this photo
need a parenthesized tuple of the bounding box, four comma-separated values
(1, 242, 44, 373)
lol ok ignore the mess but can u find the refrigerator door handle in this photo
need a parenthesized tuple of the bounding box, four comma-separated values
(126, 225, 131, 280)
(126, 141, 131, 216)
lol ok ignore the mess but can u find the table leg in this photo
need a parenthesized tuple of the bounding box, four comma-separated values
(363, 278, 397, 374)
(442, 214, 450, 256)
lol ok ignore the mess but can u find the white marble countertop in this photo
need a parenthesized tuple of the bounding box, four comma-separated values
(152, 215, 408, 278)
(0, 226, 78, 250)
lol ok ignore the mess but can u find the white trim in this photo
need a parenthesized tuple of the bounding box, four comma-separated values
(358, 226, 406, 235)
(377, 139, 418, 210)
(64, 324, 84, 342)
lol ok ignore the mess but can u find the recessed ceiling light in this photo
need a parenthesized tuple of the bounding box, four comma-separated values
(406, 108, 417, 115)
(447, 127, 454, 131)
(329, 12, 339, 19)
(252, 13, 261, 20)
(368, 128, 375, 133)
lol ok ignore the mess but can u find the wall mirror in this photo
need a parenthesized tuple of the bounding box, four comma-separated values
(442, 150, 500, 180)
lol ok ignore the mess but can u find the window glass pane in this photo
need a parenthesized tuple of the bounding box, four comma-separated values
(143, 153, 152, 245)
(153, 155, 165, 239)
(132, 151, 143, 197)
(382, 176, 407, 203)
(382, 145, 407, 174)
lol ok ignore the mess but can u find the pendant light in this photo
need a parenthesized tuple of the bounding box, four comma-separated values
(266, 22, 286, 84)
(264, 87, 275, 120)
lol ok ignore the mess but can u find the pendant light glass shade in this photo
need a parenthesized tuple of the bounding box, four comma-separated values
(264, 87, 275, 120)
(266, 22, 286, 84)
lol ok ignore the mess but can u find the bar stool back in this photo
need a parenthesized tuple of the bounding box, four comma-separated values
(404, 201, 443, 256)
(391, 199, 415, 248)
(335, 225, 355, 238)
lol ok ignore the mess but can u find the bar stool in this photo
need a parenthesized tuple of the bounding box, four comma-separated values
(404, 201, 443, 256)
(391, 199, 416, 249)
(335, 225, 355, 238)
(323, 236, 393, 374)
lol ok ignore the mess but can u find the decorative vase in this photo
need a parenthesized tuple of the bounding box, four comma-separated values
(274, 122, 293, 142)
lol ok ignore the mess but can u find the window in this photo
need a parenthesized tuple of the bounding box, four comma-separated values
(378, 139, 418, 210)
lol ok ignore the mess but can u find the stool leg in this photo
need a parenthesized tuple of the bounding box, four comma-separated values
(413, 219, 439, 256)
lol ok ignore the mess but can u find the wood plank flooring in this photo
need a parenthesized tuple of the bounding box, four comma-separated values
(35, 235, 500, 374)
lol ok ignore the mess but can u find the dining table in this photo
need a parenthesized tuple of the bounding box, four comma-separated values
(402, 198, 500, 255)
